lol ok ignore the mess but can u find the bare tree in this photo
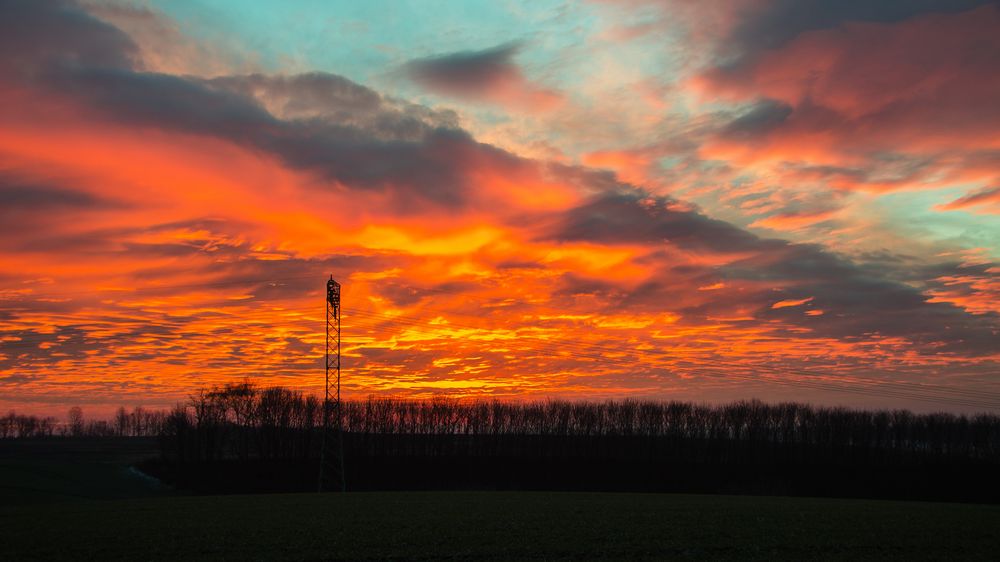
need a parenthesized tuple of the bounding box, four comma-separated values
(67, 406, 84, 437)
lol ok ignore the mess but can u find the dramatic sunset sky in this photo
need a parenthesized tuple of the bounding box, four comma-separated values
(2, 0, 998, 416)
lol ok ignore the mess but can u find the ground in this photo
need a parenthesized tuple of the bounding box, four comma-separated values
(2, 439, 998, 560)
(2, 491, 999, 560)
(0, 437, 164, 505)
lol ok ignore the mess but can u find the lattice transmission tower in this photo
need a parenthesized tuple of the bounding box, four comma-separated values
(318, 275, 345, 492)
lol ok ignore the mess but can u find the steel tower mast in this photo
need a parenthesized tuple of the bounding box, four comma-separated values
(318, 275, 345, 492)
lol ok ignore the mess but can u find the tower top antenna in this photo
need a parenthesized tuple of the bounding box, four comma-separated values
(326, 276, 341, 316)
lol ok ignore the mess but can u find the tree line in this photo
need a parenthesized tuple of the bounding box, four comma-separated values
(153, 380, 1000, 464)
(7, 380, 999, 466)
(0, 406, 166, 439)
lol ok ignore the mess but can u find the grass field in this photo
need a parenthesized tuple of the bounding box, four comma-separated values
(3, 440, 998, 560)
(2, 491, 999, 561)
(0, 438, 166, 505)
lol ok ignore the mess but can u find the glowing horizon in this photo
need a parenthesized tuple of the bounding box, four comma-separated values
(1, 0, 998, 417)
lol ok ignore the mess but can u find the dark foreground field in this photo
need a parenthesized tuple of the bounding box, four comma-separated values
(0, 437, 165, 505)
(2, 491, 999, 561)
(3, 438, 999, 560)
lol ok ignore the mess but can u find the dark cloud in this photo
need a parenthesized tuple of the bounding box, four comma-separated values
(722, 99, 793, 138)
(496, 260, 547, 270)
(404, 42, 523, 95)
(207, 72, 459, 138)
(0, 173, 120, 242)
(0, 174, 105, 209)
(2, 216, 233, 256)
(0, 326, 104, 370)
(247, 71, 375, 111)
(548, 190, 767, 253)
(49, 66, 276, 139)
(552, 273, 625, 301)
(730, 0, 993, 56)
(402, 42, 562, 110)
(267, 127, 490, 208)
(0, 0, 137, 73)
(44, 65, 481, 209)
(0, 373, 41, 386)
(700, 3, 1000, 191)
(546, 189, 999, 356)
(374, 281, 480, 308)
(2, 2, 536, 212)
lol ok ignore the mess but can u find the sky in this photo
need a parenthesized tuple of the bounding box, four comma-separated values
(1, 0, 999, 417)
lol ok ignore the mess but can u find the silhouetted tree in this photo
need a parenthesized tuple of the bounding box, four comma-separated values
(67, 406, 83, 437)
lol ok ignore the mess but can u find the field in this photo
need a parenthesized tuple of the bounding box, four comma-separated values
(0, 438, 166, 505)
(2, 491, 999, 561)
(2, 438, 998, 560)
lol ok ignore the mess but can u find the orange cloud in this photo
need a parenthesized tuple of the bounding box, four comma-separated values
(936, 186, 1000, 214)
(771, 297, 814, 309)
(581, 149, 654, 187)
(693, 4, 1000, 200)
(750, 210, 838, 231)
